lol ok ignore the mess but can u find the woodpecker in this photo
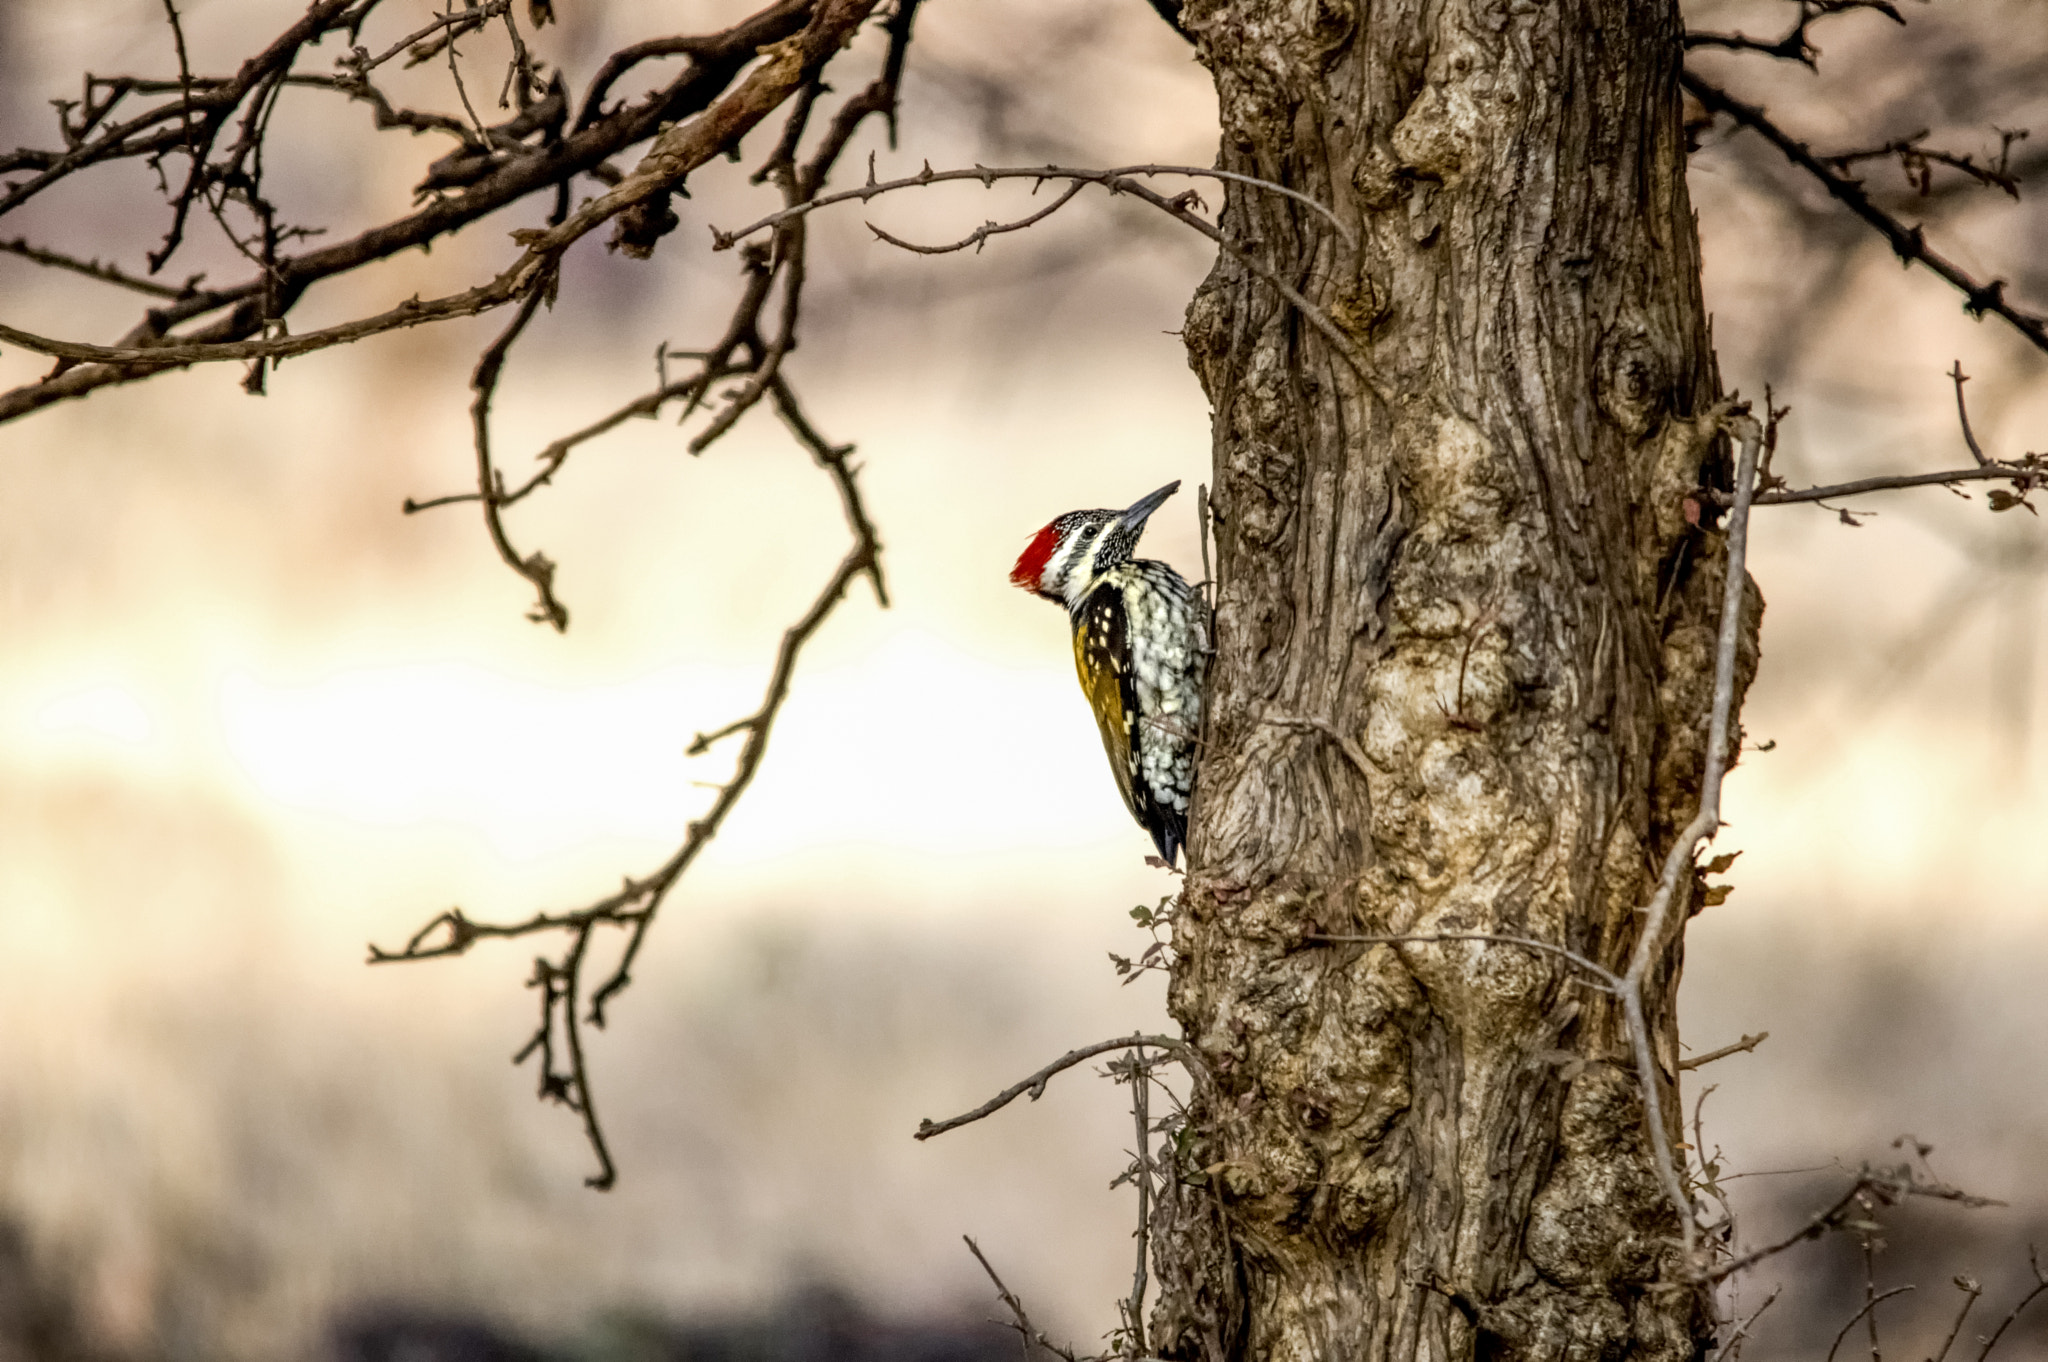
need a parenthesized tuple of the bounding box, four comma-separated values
(1011, 481, 1205, 867)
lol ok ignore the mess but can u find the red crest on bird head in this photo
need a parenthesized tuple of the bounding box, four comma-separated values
(1010, 521, 1062, 594)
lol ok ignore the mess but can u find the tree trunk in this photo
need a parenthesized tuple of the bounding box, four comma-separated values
(1155, 4, 1756, 1360)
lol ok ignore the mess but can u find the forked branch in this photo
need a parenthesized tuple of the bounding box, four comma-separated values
(1708, 364, 2044, 514)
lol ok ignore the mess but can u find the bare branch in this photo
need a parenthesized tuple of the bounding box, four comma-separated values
(593, 526, 885, 1024)
(367, 904, 645, 965)
(401, 365, 748, 516)
(548, 921, 617, 1189)
(0, 0, 867, 377)
(713, 161, 1355, 249)
(1976, 1250, 2048, 1362)
(1708, 1168, 2002, 1286)
(0, 237, 199, 298)
(1118, 174, 1368, 378)
(1932, 1276, 1984, 1362)
(1622, 411, 1764, 1267)
(1682, 71, 2048, 359)
(771, 377, 891, 607)
(1739, 461, 2044, 507)
(1825, 1285, 1913, 1362)
(0, 0, 366, 221)
(1705, 364, 2044, 512)
(468, 274, 569, 630)
(1680, 1032, 1770, 1071)
(1118, 1052, 1153, 1359)
(1683, 1, 1904, 68)
(964, 1237, 1085, 1362)
(709, 158, 1368, 376)
(0, 0, 829, 425)
(1711, 1286, 1780, 1362)
(914, 1034, 1190, 1142)
(1953, 361, 1990, 466)
(368, 481, 885, 1176)
(349, 0, 509, 78)
(866, 179, 1088, 254)
(1822, 131, 2022, 200)
(348, 0, 926, 1181)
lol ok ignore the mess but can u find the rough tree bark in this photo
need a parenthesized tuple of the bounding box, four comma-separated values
(1155, 4, 1757, 1360)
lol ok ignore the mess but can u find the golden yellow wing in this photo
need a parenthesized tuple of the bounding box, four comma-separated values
(1071, 585, 1141, 822)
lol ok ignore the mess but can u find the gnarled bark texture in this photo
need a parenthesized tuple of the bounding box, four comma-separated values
(1155, 4, 1758, 1361)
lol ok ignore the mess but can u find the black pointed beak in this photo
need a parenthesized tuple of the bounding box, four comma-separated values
(1118, 480, 1181, 531)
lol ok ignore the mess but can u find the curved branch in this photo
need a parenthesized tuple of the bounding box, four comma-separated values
(865, 179, 1087, 254)
(468, 276, 568, 629)
(914, 1033, 1191, 1141)
(714, 160, 1354, 249)
(1825, 1287, 1914, 1362)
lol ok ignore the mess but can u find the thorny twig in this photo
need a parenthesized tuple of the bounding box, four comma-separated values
(931, 1033, 1181, 1361)
(1710, 1286, 1779, 1362)
(373, 469, 886, 1183)
(964, 1237, 1086, 1362)
(1822, 130, 2024, 200)
(1682, 71, 2048, 359)
(506, 920, 616, 1186)
(469, 274, 568, 629)
(0, 237, 201, 298)
(1691, 1083, 1735, 1243)
(346, 1, 508, 79)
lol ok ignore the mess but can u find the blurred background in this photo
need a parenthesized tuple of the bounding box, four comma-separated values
(1, 2, 2045, 1359)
